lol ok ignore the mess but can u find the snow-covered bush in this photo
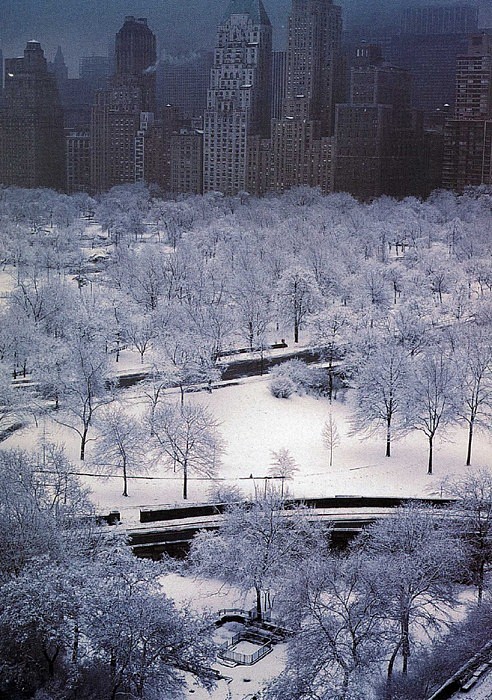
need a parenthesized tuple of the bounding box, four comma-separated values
(270, 374, 296, 398)
(270, 360, 330, 398)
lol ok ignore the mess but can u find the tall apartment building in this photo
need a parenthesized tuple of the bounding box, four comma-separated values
(90, 16, 157, 193)
(333, 45, 423, 200)
(268, 0, 343, 194)
(171, 126, 204, 194)
(66, 130, 91, 193)
(203, 0, 272, 195)
(401, 5, 479, 35)
(443, 32, 492, 190)
(80, 55, 111, 95)
(0, 41, 65, 189)
(114, 15, 157, 111)
(392, 4, 479, 119)
(158, 51, 213, 117)
(271, 50, 287, 120)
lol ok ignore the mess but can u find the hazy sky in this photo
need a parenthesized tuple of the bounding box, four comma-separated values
(0, 0, 487, 76)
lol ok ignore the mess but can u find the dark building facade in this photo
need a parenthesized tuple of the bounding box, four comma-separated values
(271, 50, 287, 120)
(157, 51, 213, 118)
(333, 47, 423, 200)
(90, 16, 158, 193)
(114, 15, 157, 111)
(0, 41, 65, 189)
(391, 4, 479, 120)
(443, 31, 492, 190)
(265, 0, 343, 194)
(66, 129, 91, 193)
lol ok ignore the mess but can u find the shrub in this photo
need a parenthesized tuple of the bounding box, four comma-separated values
(270, 375, 296, 398)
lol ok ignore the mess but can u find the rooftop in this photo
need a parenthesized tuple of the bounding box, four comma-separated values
(221, 0, 271, 25)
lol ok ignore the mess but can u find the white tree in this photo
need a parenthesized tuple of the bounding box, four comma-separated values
(276, 265, 322, 343)
(269, 448, 299, 496)
(152, 402, 223, 500)
(351, 341, 410, 458)
(443, 468, 492, 602)
(454, 326, 492, 466)
(266, 552, 387, 700)
(323, 412, 341, 467)
(126, 309, 158, 364)
(310, 304, 351, 401)
(190, 493, 319, 620)
(407, 349, 458, 475)
(50, 339, 113, 460)
(357, 504, 462, 683)
(93, 404, 147, 497)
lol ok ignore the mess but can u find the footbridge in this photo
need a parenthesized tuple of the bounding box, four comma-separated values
(127, 495, 455, 559)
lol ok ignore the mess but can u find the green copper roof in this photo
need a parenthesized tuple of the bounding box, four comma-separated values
(221, 0, 271, 25)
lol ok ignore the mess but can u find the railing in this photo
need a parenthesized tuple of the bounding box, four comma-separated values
(218, 633, 272, 666)
(217, 606, 260, 621)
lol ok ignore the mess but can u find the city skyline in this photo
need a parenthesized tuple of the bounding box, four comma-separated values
(1, 1, 491, 197)
(2, 0, 491, 77)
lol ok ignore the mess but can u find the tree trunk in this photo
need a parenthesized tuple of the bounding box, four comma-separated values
(386, 416, 391, 458)
(123, 459, 128, 497)
(340, 670, 350, 700)
(43, 647, 59, 678)
(427, 435, 433, 475)
(183, 460, 188, 500)
(402, 612, 410, 674)
(72, 623, 79, 663)
(328, 368, 333, 402)
(294, 318, 299, 344)
(478, 560, 485, 603)
(80, 425, 89, 461)
(255, 585, 262, 620)
(386, 639, 403, 699)
(466, 419, 474, 467)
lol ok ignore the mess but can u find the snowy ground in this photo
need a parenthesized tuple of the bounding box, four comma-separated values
(5, 365, 491, 699)
(7, 372, 491, 524)
(159, 573, 287, 700)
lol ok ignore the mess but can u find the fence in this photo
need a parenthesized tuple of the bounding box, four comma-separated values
(218, 633, 272, 666)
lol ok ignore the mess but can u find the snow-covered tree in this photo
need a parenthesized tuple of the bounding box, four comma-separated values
(453, 327, 492, 466)
(323, 411, 341, 467)
(152, 402, 223, 500)
(190, 493, 320, 620)
(406, 349, 458, 474)
(92, 404, 147, 497)
(266, 552, 387, 700)
(444, 468, 492, 602)
(50, 338, 113, 460)
(357, 504, 462, 683)
(269, 448, 299, 496)
(310, 304, 351, 401)
(276, 265, 322, 343)
(351, 341, 410, 457)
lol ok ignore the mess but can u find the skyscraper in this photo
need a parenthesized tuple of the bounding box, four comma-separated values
(0, 41, 65, 189)
(443, 32, 492, 190)
(284, 0, 343, 134)
(90, 16, 158, 192)
(392, 4, 479, 120)
(157, 51, 213, 118)
(268, 0, 343, 193)
(203, 0, 272, 195)
(115, 15, 157, 111)
(271, 50, 287, 120)
(333, 44, 423, 200)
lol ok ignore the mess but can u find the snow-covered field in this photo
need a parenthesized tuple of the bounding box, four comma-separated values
(5, 356, 491, 699)
(6, 372, 491, 523)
